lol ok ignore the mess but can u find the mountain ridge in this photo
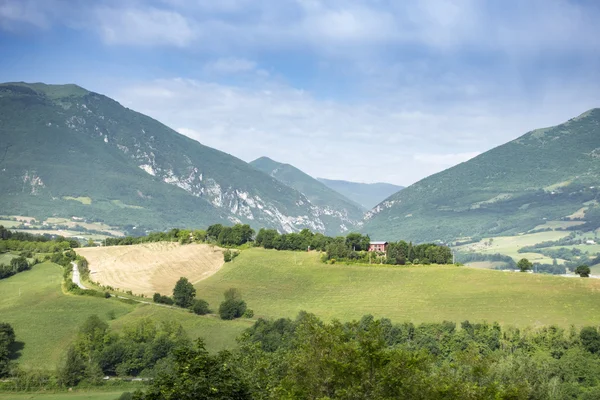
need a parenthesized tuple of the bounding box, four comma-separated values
(317, 178, 404, 210)
(0, 82, 357, 235)
(362, 108, 600, 242)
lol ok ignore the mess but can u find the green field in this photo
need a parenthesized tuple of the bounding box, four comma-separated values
(0, 263, 251, 370)
(0, 252, 17, 265)
(456, 231, 572, 263)
(0, 390, 129, 400)
(195, 248, 600, 328)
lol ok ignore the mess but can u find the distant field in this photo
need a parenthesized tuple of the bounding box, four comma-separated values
(77, 243, 225, 296)
(0, 262, 251, 370)
(0, 219, 20, 228)
(530, 220, 585, 231)
(195, 248, 600, 328)
(63, 196, 92, 205)
(0, 253, 17, 265)
(456, 231, 571, 262)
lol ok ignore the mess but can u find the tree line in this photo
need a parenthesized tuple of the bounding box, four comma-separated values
(6, 313, 600, 397)
(130, 313, 600, 399)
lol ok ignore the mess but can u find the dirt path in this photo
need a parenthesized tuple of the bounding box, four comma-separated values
(71, 261, 87, 289)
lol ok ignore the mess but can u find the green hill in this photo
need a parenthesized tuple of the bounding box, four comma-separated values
(250, 157, 365, 232)
(0, 82, 348, 234)
(362, 109, 600, 242)
(0, 262, 250, 370)
(317, 178, 404, 209)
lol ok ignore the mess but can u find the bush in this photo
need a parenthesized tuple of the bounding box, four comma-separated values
(243, 309, 254, 318)
(191, 299, 211, 315)
(219, 289, 247, 320)
(223, 249, 232, 262)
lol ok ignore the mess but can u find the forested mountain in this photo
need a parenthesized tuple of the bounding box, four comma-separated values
(317, 178, 404, 209)
(363, 109, 600, 242)
(0, 82, 352, 234)
(250, 156, 365, 231)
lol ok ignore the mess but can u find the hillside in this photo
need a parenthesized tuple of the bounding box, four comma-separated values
(0, 82, 350, 234)
(317, 178, 404, 209)
(250, 156, 365, 231)
(363, 109, 600, 242)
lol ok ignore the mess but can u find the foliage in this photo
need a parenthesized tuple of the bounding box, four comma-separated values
(576, 264, 591, 277)
(0, 322, 16, 377)
(172, 277, 196, 308)
(59, 316, 188, 386)
(219, 289, 247, 320)
(518, 258, 533, 272)
(132, 339, 251, 400)
(152, 293, 174, 305)
(191, 299, 211, 315)
(223, 249, 239, 262)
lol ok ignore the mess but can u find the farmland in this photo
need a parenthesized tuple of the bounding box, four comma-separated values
(0, 262, 250, 371)
(76, 242, 225, 296)
(194, 248, 600, 328)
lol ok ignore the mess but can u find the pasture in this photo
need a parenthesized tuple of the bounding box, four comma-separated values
(77, 242, 225, 296)
(455, 230, 572, 263)
(0, 262, 249, 370)
(0, 390, 132, 400)
(195, 248, 600, 328)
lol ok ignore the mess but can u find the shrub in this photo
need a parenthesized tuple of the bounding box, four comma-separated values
(243, 309, 254, 318)
(191, 299, 211, 315)
(219, 288, 247, 320)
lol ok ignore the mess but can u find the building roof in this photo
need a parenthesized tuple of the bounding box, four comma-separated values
(370, 241, 388, 245)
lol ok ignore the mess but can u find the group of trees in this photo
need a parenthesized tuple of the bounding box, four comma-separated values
(153, 277, 210, 316)
(154, 278, 250, 320)
(0, 256, 31, 280)
(58, 316, 188, 386)
(0, 225, 77, 254)
(0, 322, 15, 377)
(127, 313, 600, 399)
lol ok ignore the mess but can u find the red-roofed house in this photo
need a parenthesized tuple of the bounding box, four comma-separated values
(368, 241, 388, 252)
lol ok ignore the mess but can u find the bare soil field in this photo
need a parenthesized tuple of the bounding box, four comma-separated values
(76, 242, 225, 296)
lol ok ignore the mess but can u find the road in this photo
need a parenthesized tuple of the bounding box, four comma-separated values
(71, 261, 87, 289)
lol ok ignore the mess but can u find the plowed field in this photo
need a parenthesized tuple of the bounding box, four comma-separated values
(77, 242, 224, 296)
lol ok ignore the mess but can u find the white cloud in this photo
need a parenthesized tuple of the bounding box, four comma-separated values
(203, 58, 258, 74)
(94, 6, 194, 47)
(106, 76, 598, 187)
(413, 152, 480, 167)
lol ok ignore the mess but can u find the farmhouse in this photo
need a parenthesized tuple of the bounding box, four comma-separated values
(369, 241, 388, 252)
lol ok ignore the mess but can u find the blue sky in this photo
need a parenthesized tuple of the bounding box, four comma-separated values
(1, 0, 600, 186)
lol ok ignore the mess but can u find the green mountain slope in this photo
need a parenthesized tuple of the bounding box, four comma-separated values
(362, 109, 600, 242)
(250, 157, 365, 231)
(317, 178, 404, 209)
(0, 82, 347, 234)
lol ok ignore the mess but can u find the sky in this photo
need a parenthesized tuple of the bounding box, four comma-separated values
(1, 0, 600, 186)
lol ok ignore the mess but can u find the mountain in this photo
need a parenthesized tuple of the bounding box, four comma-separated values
(250, 157, 365, 231)
(0, 82, 349, 234)
(363, 109, 600, 242)
(317, 178, 404, 209)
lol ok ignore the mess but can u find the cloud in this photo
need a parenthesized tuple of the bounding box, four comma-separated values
(413, 152, 481, 167)
(94, 5, 194, 47)
(106, 76, 598, 187)
(203, 58, 258, 74)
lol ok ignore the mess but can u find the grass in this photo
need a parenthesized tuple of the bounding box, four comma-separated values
(0, 253, 17, 264)
(0, 219, 21, 228)
(456, 231, 571, 262)
(195, 248, 600, 328)
(0, 391, 126, 400)
(0, 262, 247, 370)
(63, 196, 92, 205)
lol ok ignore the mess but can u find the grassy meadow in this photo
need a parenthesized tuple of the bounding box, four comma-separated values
(0, 390, 134, 400)
(0, 262, 251, 371)
(195, 248, 600, 328)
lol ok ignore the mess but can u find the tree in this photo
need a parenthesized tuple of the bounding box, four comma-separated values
(0, 322, 15, 377)
(575, 265, 591, 278)
(58, 346, 86, 387)
(191, 299, 211, 315)
(132, 339, 251, 399)
(219, 288, 247, 320)
(580, 327, 600, 354)
(517, 258, 532, 272)
(173, 278, 196, 308)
